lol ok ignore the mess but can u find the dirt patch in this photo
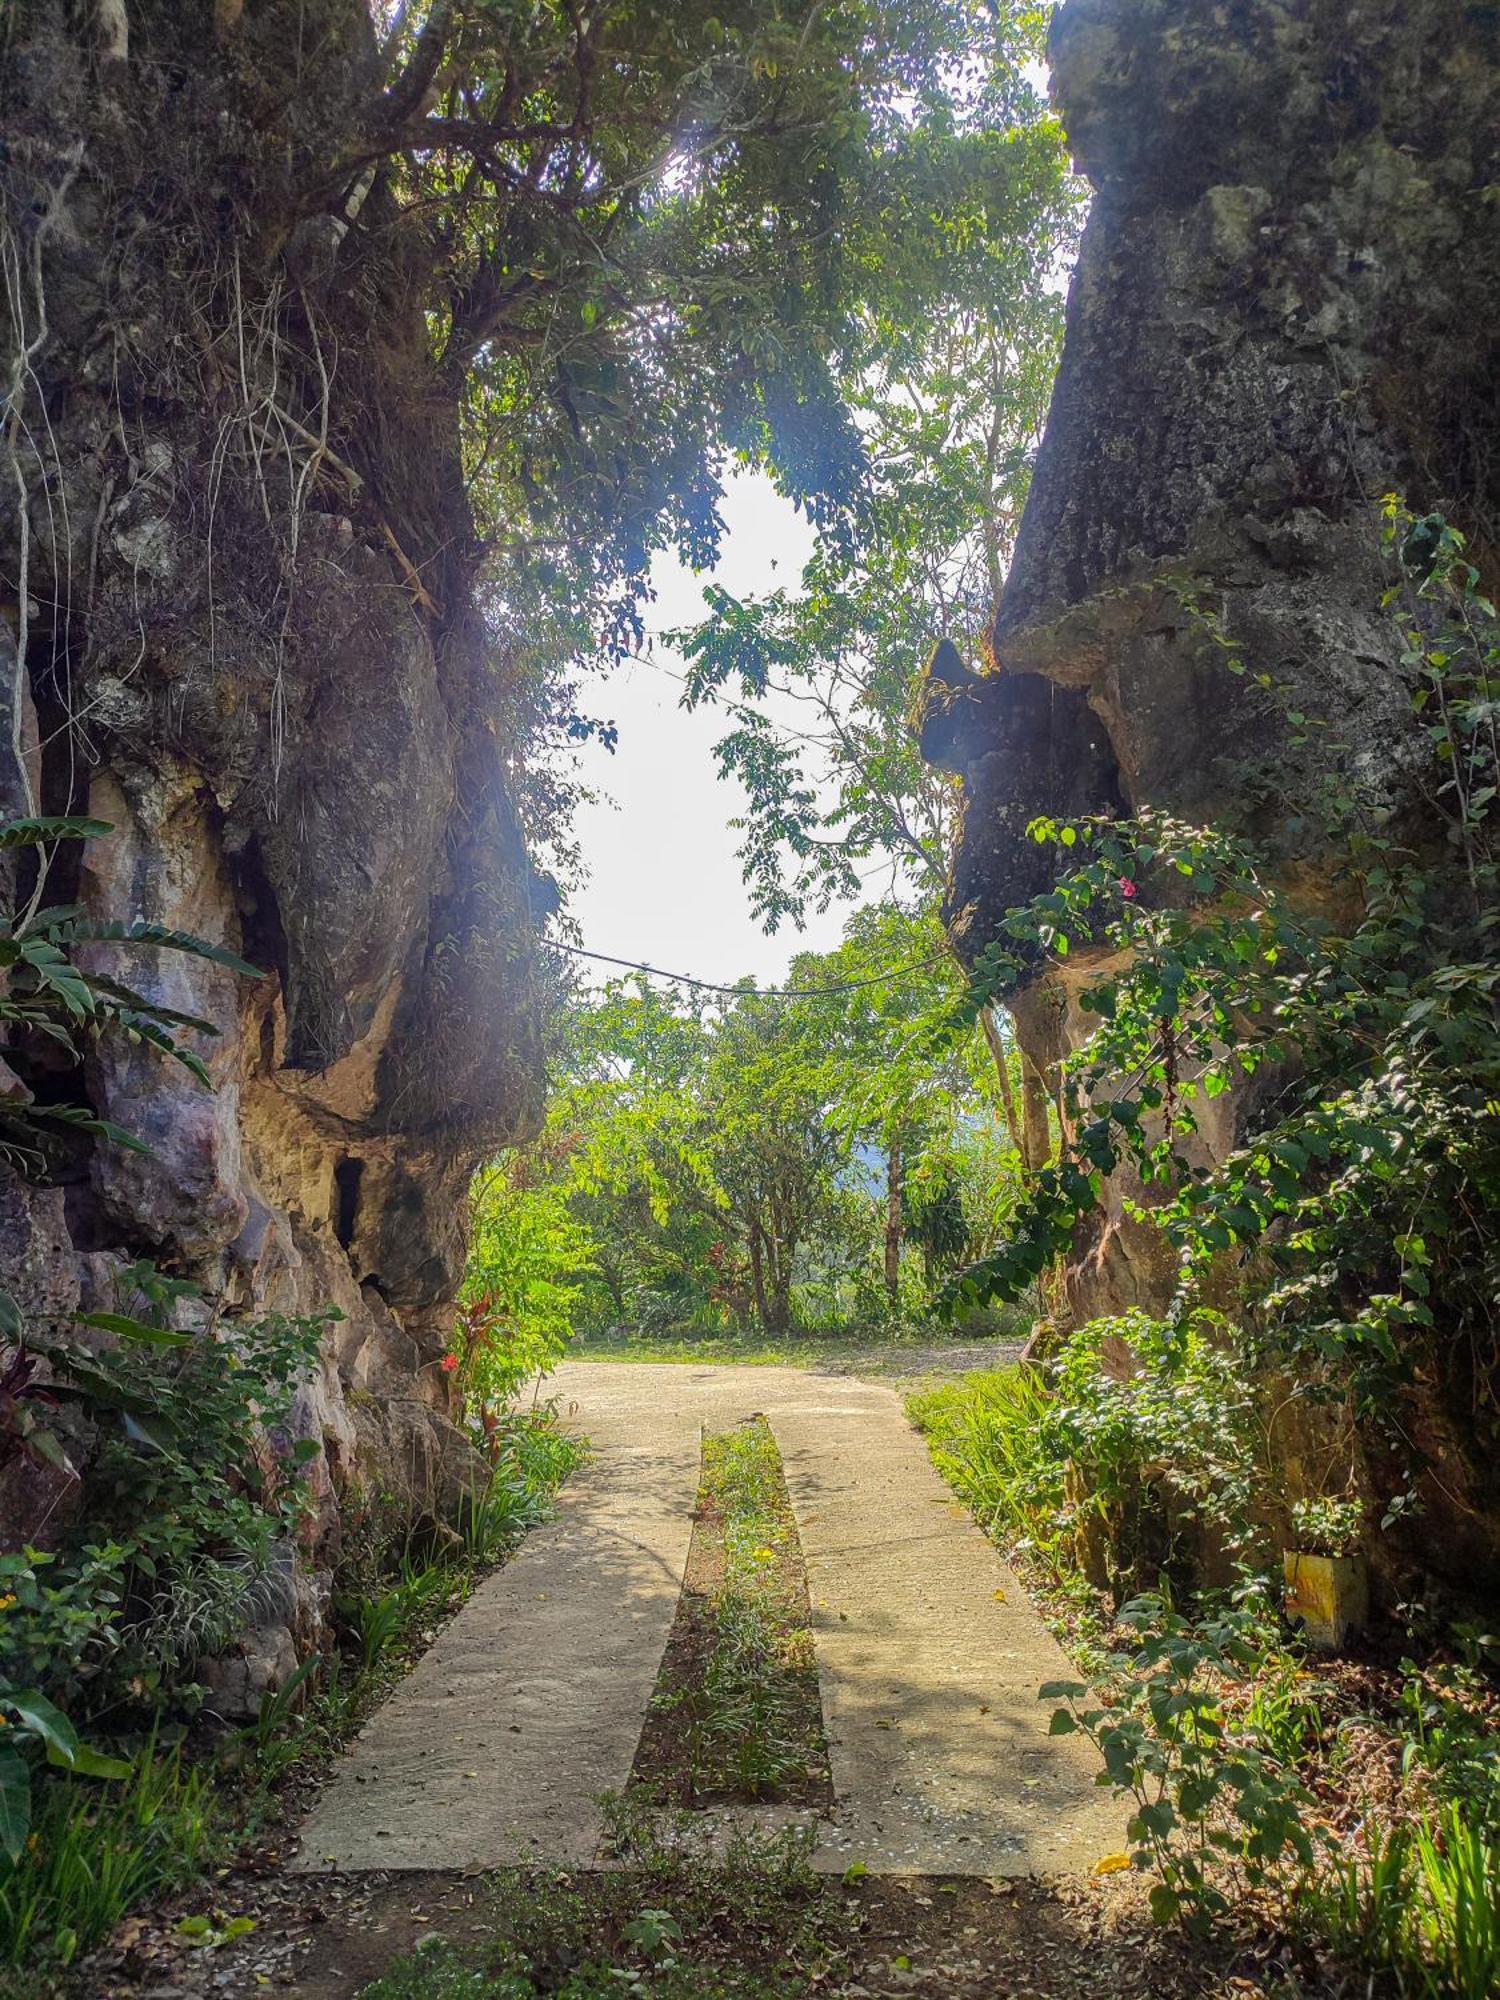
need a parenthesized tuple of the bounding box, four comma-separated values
(86, 1858, 1333, 1998)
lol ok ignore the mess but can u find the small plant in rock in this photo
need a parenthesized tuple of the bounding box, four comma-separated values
(0, 813, 259, 1190)
(1288, 1496, 1364, 1558)
(1044, 1585, 1316, 1933)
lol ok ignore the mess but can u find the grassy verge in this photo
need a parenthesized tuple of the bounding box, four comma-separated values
(571, 1330, 839, 1366)
(632, 1417, 829, 1806)
(0, 1407, 589, 1995)
(568, 1326, 1024, 1375)
(909, 1364, 1500, 1999)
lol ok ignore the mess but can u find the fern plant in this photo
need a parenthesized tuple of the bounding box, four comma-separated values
(0, 813, 258, 1166)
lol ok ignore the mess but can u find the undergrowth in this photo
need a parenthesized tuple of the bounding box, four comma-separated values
(696, 1419, 823, 1799)
(638, 1416, 826, 1804)
(912, 1344, 1500, 1996)
(358, 1805, 835, 1998)
(0, 1405, 587, 1988)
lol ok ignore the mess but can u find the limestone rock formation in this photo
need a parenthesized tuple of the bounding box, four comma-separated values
(1, 0, 545, 1692)
(926, 0, 1500, 1315)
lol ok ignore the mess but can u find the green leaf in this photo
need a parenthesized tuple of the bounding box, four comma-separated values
(1148, 1882, 1180, 1925)
(0, 1289, 22, 1342)
(28, 1104, 151, 1153)
(0, 1748, 30, 1863)
(75, 1311, 192, 1348)
(24, 1426, 74, 1475)
(0, 815, 113, 850)
(4, 1689, 80, 1760)
(52, 919, 261, 980)
(63, 1743, 132, 1781)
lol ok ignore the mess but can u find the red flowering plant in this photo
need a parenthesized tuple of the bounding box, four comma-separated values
(453, 1165, 595, 1446)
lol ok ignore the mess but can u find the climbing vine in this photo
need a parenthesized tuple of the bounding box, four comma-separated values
(939, 505, 1500, 1437)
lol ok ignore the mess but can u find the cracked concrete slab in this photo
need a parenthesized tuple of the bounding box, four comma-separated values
(294, 1363, 1118, 1877)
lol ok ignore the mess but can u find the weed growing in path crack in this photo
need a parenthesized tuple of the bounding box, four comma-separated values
(633, 1416, 828, 1805)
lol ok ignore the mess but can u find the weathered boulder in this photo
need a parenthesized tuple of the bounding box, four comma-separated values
(925, 0, 1500, 1603)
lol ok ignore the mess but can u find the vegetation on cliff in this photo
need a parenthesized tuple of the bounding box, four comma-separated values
(2, 0, 1499, 1992)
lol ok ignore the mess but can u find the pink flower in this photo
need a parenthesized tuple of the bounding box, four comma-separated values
(1119, 877, 1138, 899)
(440, 1353, 460, 1374)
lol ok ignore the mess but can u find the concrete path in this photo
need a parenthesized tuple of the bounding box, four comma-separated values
(295, 1364, 1118, 1877)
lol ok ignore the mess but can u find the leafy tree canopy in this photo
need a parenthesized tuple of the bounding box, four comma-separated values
(362, 3, 1074, 884)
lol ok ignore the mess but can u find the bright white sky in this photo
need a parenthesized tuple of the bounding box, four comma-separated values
(563, 53, 1064, 992)
(566, 474, 858, 989)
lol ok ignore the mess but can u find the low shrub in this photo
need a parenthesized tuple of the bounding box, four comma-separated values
(911, 1309, 1263, 1600)
(0, 1743, 220, 1974)
(1044, 1584, 1315, 1933)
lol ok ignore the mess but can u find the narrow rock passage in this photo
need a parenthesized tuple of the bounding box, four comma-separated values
(296, 1364, 1117, 1877)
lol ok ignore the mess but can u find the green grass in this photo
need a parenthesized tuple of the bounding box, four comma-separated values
(906, 1364, 1060, 1550)
(570, 1328, 857, 1366)
(695, 1418, 824, 1799)
(1305, 1803, 1500, 1998)
(568, 1324, 1022, 1371)
(0, 1744, 221, 1980)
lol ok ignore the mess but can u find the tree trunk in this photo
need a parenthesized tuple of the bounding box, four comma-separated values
(767, 1260, 794, 1336)
(884, 1139, 904, 1307)
(981, 1005, 1025, 1158)
(748, 1219, 771, 1332)
(1020, 1055, 1053, 1173)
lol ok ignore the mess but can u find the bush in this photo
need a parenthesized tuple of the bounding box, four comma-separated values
(1044, 1584, 1315, 1933)
(456, 1171, 596, 1405)
(1, 1305, 330, 1726)
(911, 1310, 1263, 1598)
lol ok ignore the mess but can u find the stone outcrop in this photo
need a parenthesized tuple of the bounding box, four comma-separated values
(1, 0, 545, 1693)
(925, 0, 1500, 1317)
(922, 0, 1500, 1605)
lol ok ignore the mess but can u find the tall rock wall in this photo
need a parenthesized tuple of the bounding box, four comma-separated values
(1, 0, 545, 1688)
(926, 0, 1500, 1317)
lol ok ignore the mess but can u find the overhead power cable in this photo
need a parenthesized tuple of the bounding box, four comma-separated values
(544, 939, 949, 999)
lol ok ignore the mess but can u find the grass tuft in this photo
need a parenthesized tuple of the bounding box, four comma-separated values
(0, 1743, 220, 1975)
